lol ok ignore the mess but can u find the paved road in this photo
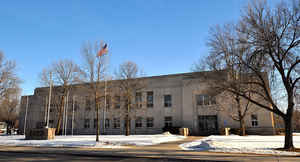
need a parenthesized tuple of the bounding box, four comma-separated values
(0, 151, 225, 162)
(0, 136, 299, 162)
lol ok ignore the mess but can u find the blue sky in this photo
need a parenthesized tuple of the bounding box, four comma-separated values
(1, 0, 260, 95)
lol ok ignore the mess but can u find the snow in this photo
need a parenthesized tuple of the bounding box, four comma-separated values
(0, 134, 185, 148)
(180, 135, 300, 155)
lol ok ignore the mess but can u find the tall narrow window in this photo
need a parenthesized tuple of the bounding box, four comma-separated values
(106, 95, 110, 109)
(164, 116, 172, 127)
(147, 91, 153, 108)
(196, 95, 204, 105)
(113, 118, 120, 128)
(105, 119, 110, 128)
(93, 118, 97, 129)
(136, 92, 142, 108)
(49, 120, 54, 127)
(115, 96, 120, 109)
(85, 96, 91, 111)
(146, 117, 154, 128)
(74, 100, 79, 111)
(84, 119, 90, 128)
(135, 117, 142, 128)
(203, 95, 210, 105)
(251, 114, 258, 127)
(164, 95, 172, 107)
(210, 96, 216, 105)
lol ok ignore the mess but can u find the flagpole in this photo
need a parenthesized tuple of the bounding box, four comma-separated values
(103, 76, 107, 134)
(46, 72, 52, 128)
(72, 95, 75, 136)
(62, 96, 65, 135)
(24, 96, 29, 135)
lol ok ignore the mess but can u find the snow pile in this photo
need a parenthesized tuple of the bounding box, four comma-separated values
(162, 131, 172, 136)
(0, 134, 185, 148)
(180, 135, 300, 155)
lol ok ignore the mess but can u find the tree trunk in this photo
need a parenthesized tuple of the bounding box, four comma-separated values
(125, 114, 130, 136)
(235, 96, 246, 136)
(6, 123, 9, 135)
(125, 102, 130, 136)
(56, 96, 65, 135)
(239, 118, 246, 136)
(284, 117, 294, 150)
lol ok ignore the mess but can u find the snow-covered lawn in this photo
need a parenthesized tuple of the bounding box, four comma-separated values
(0, 134, 185, 148)
(180, 135, 300, 155)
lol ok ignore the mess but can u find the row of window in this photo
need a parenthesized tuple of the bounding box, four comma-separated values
(51, 115, 258, 128)
(195, 95, 216, 106)
(83, 91, 172, 110)
(48, 93, 217, 112)
(84, 117, 158, 129)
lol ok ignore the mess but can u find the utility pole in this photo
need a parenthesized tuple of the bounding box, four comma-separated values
(24, 96, 29, 135)
(44, 96, 48, 123)
(46, 72, 52, 128)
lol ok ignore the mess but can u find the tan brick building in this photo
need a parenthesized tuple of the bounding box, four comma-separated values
(18, 71, 275, 135)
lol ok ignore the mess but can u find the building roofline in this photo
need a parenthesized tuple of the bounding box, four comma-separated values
(34, 70, 227, 91)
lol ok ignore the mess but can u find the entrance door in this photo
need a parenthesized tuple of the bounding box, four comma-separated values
(198, 115, 218, 135)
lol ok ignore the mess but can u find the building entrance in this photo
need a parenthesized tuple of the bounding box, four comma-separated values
(198, 115, 218, 135)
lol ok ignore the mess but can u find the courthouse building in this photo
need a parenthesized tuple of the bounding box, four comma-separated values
(18, 71, 275, 135)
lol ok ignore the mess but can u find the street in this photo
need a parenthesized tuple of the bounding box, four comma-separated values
(0, 151, 227, 162)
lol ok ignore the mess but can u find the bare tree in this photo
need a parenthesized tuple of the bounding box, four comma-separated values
(115, 61, 145, 136)
(81, 41, 109, 142)
(0, 87, 21, 134)
(0, 51, 20, 134)
(0, 51, 19, 99)
(39, 59, 82, 134)
(201, 0, 300, 150)
(194, 24, 256, 136)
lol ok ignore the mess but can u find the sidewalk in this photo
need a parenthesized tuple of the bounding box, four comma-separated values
(0, 136, 298, 162)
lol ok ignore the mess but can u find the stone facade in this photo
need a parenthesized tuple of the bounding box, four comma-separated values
(19, 71, 275, 135)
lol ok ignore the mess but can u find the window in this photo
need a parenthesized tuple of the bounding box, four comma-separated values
(115, 96, 120, 109)
(49, 120, 54, 127)
(164, 95, 172, 107)
(74, 100, 79, 111)
(105, 119, 110, 128)
(164, 116, 172, 127)
(50, 103, 55, 112)
(106, 95, 110, 109)
(147, 91, 154, 108)
(136, 92, 142, 108)
(196, 95, 216, 106)
(85, 97, 91, 110)
(113, 118, 120, 128)
(251, 114, 258, 127)
(135, 117, 142, 128)
(84, 119, 90, 128)
(210, 96, 216, 105)
(146, 117, 154, 128)
(196, 95, 204, 105)
(203, 95, 209, 105)
(50, 106, 54, 112)
(94, 118, 97, 129)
